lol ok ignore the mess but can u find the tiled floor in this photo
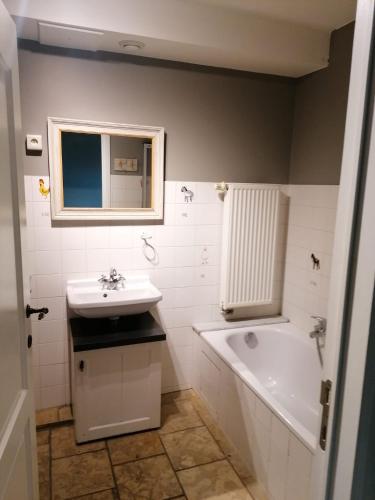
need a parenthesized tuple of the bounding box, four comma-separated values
(37, 390, 263, 500)
(36, 405, 74, 427)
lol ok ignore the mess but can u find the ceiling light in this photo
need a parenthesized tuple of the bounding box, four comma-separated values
(119, 40, 145, 51)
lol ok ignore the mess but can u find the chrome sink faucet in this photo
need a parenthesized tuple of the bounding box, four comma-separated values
(309, 315, 327, 367)
(98, 267, 125, 290)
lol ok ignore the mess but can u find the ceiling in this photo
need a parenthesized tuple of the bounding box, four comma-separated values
(5, 0, 356, 77)
(195, 0, 356, 30)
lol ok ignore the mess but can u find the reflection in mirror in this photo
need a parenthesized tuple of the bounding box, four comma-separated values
(61, 132, 152, 209)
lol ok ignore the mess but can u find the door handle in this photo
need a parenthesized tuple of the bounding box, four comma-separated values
(25, 304, 49, 320)
(319, 379, 332, 450)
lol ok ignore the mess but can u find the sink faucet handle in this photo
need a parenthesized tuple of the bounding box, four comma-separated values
(117, 273, 126, 287)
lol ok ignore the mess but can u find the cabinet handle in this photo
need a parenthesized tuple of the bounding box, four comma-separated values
(79, 360, 85, 372)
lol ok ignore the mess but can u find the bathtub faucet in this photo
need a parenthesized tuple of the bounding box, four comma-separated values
(310, 315, 326, 367)
(309, 315, 327, 340)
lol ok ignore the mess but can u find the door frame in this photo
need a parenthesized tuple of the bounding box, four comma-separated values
(311, 1, 375, 499)
(328, 17, 375, 499)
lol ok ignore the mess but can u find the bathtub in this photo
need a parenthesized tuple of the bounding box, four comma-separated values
(200, 322, 321, 451)
(193, 320, 321, 500)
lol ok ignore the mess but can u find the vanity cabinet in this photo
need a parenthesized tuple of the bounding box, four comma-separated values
(69, 313, 166, 443)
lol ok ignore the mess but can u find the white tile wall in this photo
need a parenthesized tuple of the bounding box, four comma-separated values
(25, 177, 226, 409)
(110, 174, 143, 208)
(282, 185, 339, 334)
(25, 177, 337, 410)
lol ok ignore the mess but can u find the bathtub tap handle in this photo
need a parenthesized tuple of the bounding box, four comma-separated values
(310, 316, 326, 367)
(310, 315, 327, 337)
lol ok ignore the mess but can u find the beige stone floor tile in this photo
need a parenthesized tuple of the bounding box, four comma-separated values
(36, 407, 59, 426)
(58, 405, 73, 422)
(190, 394, 238, 456)
(51, 425, 105, 459)
(159, 400, 203, 435)
(191, 392, 259, 498)
(161, 426, 224, 470)
(37, 429, 50, 446)
(38, 444, 50, 485)
(161, 389, 194, 405)
(114, 454, 182, 499)
(177, 459, 252, 500)
(52, 449, 114, 499)
(71, 490, 116, 499)
(39, 480, 50, 500)
(108, 430, 163, 465)
(243, 477, 267, 500)
(38, 442, 51, 500)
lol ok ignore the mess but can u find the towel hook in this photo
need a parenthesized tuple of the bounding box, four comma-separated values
(141, 233, 158, 264)
(215, 181, 228, 193)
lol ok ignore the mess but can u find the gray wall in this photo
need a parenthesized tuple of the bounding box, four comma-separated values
(18, 43, 295, 182)
(288, 23, 354, 185)
(110, 136, 148, 175)
(18, 24, 354, 185)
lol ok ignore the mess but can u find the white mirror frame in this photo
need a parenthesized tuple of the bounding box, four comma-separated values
(47, 117, 164, 221)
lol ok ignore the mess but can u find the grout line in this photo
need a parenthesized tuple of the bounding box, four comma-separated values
(64, 486, 116, 500)
(158, 423, 205, 437)
(50, 442, 107, 462)
(48, 427, 52, 500)
(158, 432, 186, 498)
(191, 392, 257, 498)
(105, 440, 120, 500)
(110, 451, 166, 468)
(36, 419, 74, 431)
(175, 457, 230, 473)
(225, 460, 257, 500)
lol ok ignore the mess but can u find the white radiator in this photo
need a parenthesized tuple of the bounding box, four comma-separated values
(220, 184, 280, 311)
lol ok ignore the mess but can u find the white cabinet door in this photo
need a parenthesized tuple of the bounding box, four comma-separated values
(73, 342, 162, 442)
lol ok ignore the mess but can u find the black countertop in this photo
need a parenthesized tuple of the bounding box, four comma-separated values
(70, 312, 166, 352)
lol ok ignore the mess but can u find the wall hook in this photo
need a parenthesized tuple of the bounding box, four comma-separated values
(311, 253, 320, 270)
(141, 233, 158, 264)
(181, 186, 194, 202)
(215, 181, 228, 193)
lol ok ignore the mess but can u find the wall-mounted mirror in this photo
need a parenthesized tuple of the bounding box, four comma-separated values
(48, 117, 164, 221)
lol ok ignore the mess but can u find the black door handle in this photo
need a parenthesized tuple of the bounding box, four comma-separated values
(27, 334, 32, 348)
(26, 304, 49, 320)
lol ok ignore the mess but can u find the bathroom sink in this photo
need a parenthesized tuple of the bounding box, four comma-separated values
(66, 275, 162, 318)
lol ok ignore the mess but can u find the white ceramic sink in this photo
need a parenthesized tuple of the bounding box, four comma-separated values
(66, 275, 162, 318)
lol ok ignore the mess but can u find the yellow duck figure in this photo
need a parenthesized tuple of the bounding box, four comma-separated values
(39, 178, 50, 199)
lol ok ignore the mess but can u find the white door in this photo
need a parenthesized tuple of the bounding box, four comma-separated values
(0, 2, 38, 499)
(311, 1, 375, 499)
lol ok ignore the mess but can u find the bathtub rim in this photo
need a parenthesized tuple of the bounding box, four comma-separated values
(198, 322, 319, 453)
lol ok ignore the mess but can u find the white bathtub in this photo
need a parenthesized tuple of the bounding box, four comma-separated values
(200, 322, 321, 451)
